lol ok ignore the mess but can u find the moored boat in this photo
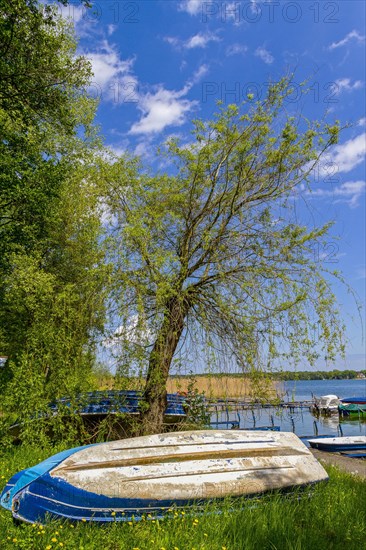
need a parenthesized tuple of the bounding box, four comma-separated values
(307, 436, 366, 452)
(1, 430, 328, 524)
(341, 397, 366, 404)
(338, 397, 366, 416)
(311, 395, 340, 415)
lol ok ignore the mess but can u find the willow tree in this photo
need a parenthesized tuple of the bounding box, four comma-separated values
(103, 78, 345, 434)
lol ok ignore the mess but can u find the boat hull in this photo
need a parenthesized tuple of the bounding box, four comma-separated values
(308, 436, 366, 452)
(50, 390, 187, 419)
(9, 391, 187, 441)
(340, 397, 366, 405)
(338, 403, 366, 416)
(1, 430, 328, 524)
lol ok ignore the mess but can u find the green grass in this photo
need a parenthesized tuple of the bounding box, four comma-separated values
(0, 445, 365, 550)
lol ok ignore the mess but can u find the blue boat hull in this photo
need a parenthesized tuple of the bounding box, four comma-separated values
(338, 397, 366, 415)
(340, 397, 366, 405)
(9, 474, 192, 524)
(10, 391, 187, 441)
(309, 441, 366, 452)
(2, 430, 328, 524)
(50, 390, 187, 418)
(0, 446, 92, 515)
(1, 444, 191, 524)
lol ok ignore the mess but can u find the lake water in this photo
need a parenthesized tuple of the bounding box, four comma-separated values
(283, 378, 366, 402)
(212, 379, 366, 438)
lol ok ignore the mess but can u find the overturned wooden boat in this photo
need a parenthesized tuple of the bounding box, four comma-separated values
(1, 430, 328, 524)
(308, 436, 366, 452)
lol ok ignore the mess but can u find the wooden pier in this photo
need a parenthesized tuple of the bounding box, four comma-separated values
(206, 398, 314, 413)
(206, 397, 346, 438)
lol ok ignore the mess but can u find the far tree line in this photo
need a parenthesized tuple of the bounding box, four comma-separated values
(167, 370, 366, 382)
(271, 369, 366, 381)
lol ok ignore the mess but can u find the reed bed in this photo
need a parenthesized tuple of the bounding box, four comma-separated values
(94, 374, 281, 400)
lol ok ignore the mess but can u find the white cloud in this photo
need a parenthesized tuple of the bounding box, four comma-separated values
(178, 0, 205, 15)
(164, 36, 180, 48)
(84, 41, 137, 100)
(308, 180, 365, 208)
(303, 133, 366, 184)
(134, 141, 151, 158)
(222, 2, 241, 24)
(58, 3, 102, 38)
(186, 32, 220, 49)
(226, 43, 248, 56)
(191, 64, 209, 83)
(108, 24, 117, 36)
(98, 198, 118, 227)
(250, 0, 260, 14)
(129, 64, 205, 136)
(58, 3, 84, 24)
(328, 30, 365, 50)
(357, 117, 366, 126)
(324, 133, 366, 174)
(165, 32, 220, 50)
(129, 86, 197, 135)
(332, 78, 363, 95)
(255, 46, 274, 64)
(106, 317, 153, 347)
(107, 143, 128, 158)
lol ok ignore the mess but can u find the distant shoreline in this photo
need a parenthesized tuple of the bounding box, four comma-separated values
(95, 371, 365, 399)
(168, 370, 366, 382)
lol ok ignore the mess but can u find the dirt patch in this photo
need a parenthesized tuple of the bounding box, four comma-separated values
(310, 448, 366, 479)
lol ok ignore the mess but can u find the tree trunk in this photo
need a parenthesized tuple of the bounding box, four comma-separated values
(140, 296, 187, 435)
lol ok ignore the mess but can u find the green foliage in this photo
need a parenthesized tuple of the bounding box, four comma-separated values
(0, 5, 354, 443)
(0, 0, 92, 130)
(0, 1, 107, 443)
(182, 373, 210, 427)
(101, 77, 347, 431)
(0, 163, 108, 443)
(0, 0, 96, 273)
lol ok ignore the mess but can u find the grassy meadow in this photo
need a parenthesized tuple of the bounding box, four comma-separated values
(1, 445, 365, 550)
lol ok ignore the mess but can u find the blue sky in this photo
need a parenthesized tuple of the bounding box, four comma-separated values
(60, 0, 365, 370)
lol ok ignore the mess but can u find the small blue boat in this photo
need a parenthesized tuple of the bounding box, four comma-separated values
(341, 397, 366, 404)
(338, 397, 366, 416)
(308, 436, 366, 452)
